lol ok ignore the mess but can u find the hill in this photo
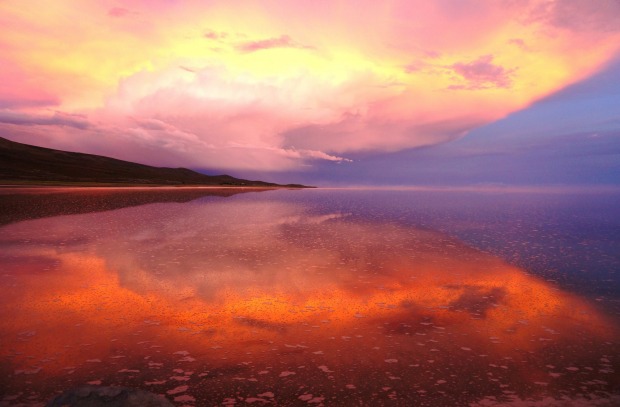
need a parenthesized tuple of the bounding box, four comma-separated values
(0, 136, 309, 187)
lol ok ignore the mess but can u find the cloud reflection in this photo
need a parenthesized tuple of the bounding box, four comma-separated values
(0, 197, 617, 405)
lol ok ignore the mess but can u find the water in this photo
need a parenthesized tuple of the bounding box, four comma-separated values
(0, 187, 618, 406)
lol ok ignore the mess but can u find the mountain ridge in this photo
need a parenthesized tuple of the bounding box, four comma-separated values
(0, 136, 311, 188)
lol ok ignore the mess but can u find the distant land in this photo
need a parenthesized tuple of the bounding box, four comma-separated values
(0, 136, 310, 188)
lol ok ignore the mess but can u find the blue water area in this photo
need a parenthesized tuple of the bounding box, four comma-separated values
(264, 188, 620, 301)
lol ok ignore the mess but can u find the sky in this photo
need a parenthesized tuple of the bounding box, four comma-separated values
(1, 0, 619, 186)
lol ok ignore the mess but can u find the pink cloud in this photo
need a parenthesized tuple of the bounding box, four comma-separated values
(282, 113, 483, 154)
(508, 38, 527, 49)
(108, 7, 132, 18)
(0, 63, 354, 171)
(450, 55, 513, 90)
(527, 0, 620, 33)
(0, 110, 91, 129)
(0, 64, 60, 109)
(0, 97, 59, 109)
(236, 35, 313, 53)
(203, 30, 228, 40)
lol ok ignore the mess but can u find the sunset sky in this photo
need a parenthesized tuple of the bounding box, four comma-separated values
(1, 0, 619, 186)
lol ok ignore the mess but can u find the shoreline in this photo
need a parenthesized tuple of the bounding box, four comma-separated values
(0, 183, 314, 190)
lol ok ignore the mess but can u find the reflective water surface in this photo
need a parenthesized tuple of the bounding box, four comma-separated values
(1, 188, 618, 406)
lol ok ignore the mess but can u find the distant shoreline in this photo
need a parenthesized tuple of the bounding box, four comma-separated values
(0, 185, 316, 193)
(0, 183, 313, 190)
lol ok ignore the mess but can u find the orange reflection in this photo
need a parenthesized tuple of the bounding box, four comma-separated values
(0, 199, 617, 405)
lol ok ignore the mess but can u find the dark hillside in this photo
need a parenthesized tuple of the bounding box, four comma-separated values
(0, 136, 308, 187)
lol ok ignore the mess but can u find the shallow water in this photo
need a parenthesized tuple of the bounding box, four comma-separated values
(1, 187, 618, 406)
